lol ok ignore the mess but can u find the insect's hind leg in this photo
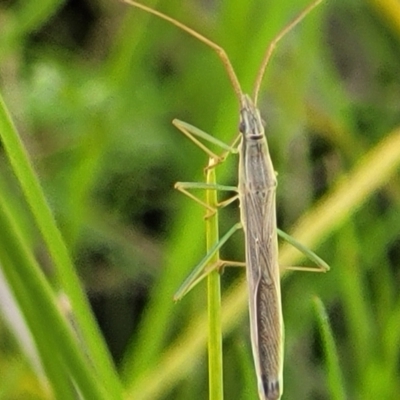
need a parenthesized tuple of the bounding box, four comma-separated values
(174, 222, 243, 301)
(277, 229, 330, 273)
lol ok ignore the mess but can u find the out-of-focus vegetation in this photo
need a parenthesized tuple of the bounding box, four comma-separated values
(0, 0, 400, 399)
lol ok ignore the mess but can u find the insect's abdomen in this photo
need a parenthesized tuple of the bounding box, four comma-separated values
(239, 137, 283, 400)
(256, 273, 283, 400)
(242, 190, 283, 400)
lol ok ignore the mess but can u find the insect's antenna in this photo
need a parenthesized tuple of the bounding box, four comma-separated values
(123, 0, 243, 102)
(253, 0, 322, 104)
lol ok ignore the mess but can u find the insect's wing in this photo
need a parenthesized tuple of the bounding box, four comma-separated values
(243, 186, 283, 400)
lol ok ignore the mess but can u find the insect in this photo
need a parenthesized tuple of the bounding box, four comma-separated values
(123, 1, 329, 399)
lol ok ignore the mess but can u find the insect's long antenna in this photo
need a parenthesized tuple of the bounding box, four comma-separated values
(253, 0, 322, 105)
(123, 0, 243, 102)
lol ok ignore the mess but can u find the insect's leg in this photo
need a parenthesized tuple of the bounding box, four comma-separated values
(277, 228, 330, 272)
(173, 119, 239, 166)
(229, 133, 242, 151)
(217, 193, 239, 209)
(219, 260, 246, 268)
(174, 223, 242, 301)
(174, 181, 238, 218)
(216, 260, 246, 276)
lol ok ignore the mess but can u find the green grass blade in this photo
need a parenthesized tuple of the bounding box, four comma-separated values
(0, 188, 108, 399)
(313, 297, 346, 400)
(0, 92, 123, 398)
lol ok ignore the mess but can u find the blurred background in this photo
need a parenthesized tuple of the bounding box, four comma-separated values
(0, 0, 400, 399)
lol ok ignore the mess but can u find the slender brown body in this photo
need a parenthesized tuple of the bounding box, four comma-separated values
(238, 95, 283, 400)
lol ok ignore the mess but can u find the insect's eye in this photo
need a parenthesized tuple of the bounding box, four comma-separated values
(239, 119, 246, 134)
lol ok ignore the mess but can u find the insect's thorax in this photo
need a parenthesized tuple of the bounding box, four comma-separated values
(238, 94, 277, 192)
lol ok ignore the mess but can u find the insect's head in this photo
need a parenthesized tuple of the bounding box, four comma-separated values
(239, 94, 265, 140)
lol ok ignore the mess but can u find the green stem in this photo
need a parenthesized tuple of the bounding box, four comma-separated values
(206, 160, 224, 400)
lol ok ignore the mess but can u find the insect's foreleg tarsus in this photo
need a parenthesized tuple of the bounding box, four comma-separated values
(277, 228, 330, 272)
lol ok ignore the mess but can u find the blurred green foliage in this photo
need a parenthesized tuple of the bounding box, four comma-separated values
(0, 0, 400, 399)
